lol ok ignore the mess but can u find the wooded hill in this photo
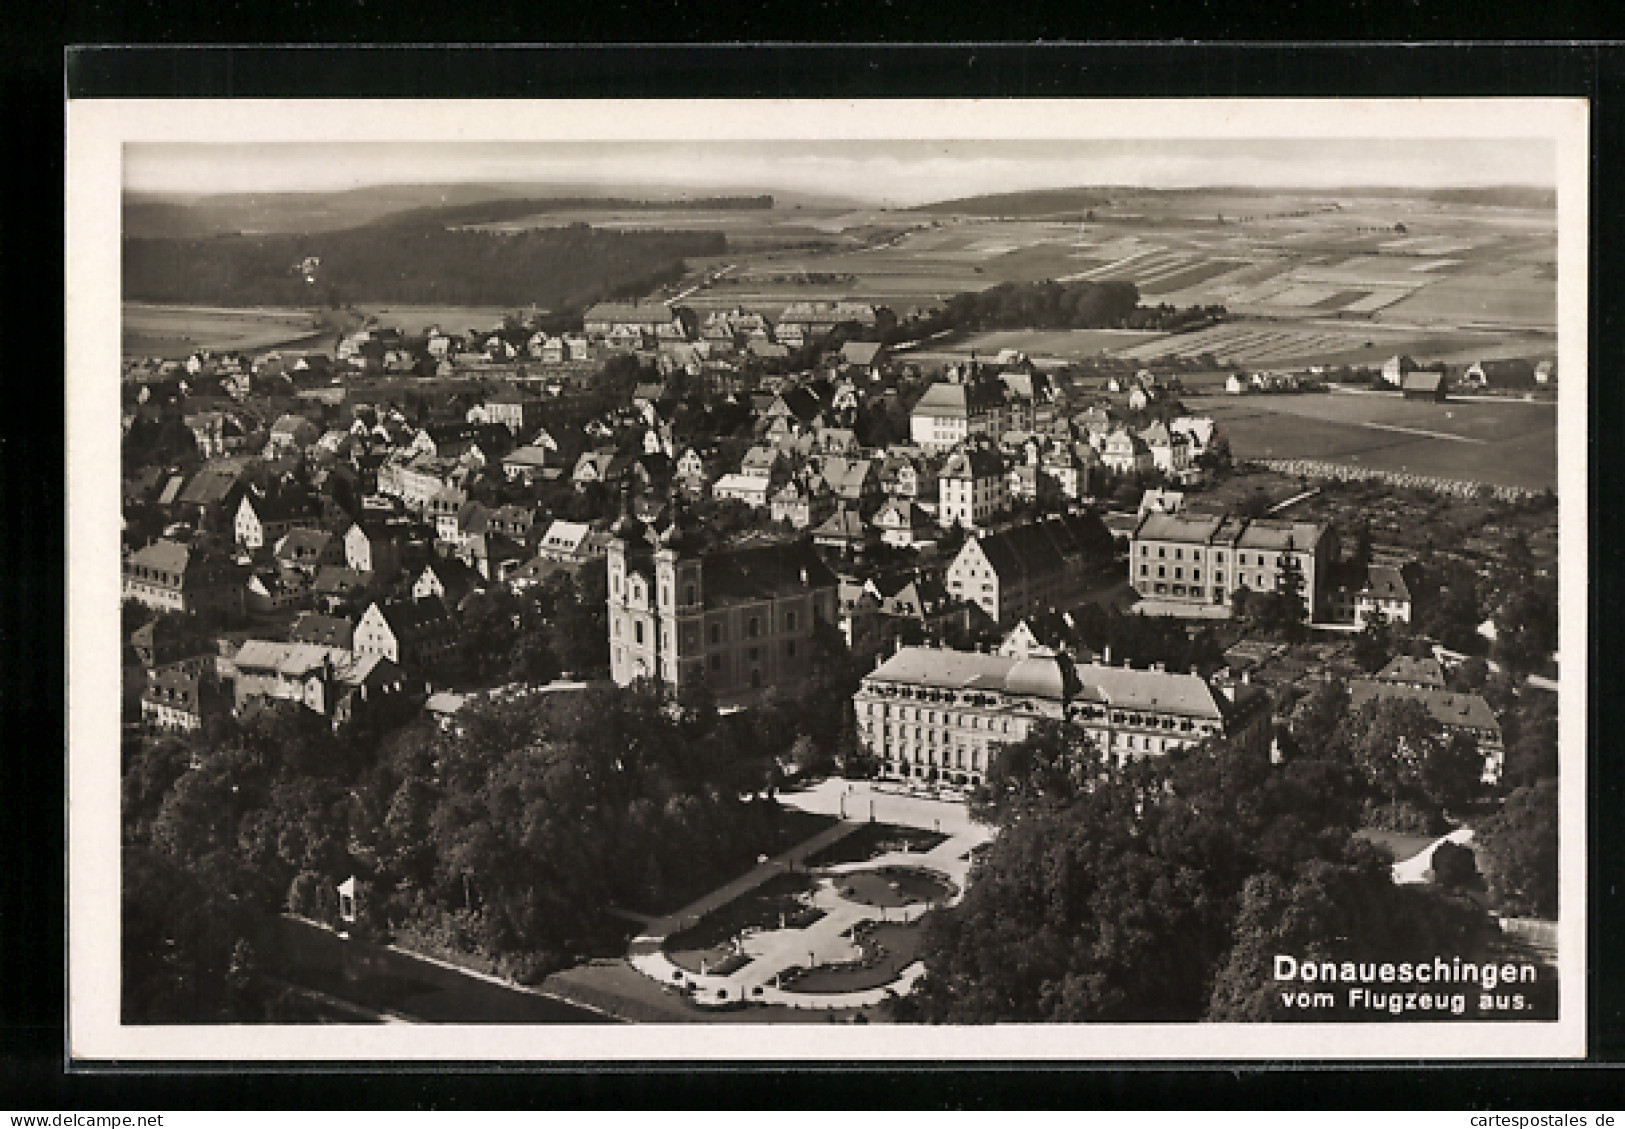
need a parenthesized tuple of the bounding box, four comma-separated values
(122, 214, 725, 310)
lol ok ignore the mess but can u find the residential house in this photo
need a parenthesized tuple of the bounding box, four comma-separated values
(872, 499, 937, 550)
(289, 611, 356, 654)
(938, 447, 1008, 530)
(141, 661, 229, 731)
(909, 374, 1006, 453)
(582, 300, 692, 346)
(817, 456, 882, 516)
(944, 512, 1114, 625)
(234, 491, 321, 551)
(1139, 421, 1192, 477)
(123, 539, 245, 619)
(1348, 679, 1505, 783)
(812, 505, 875, 557)
(481, 387, 545, 435)
(343, 521, 403, 579)
(1401, 371, 1447, 401)
(1130, 512, 1338, 620)
(263, 414, 321, 459)
(769, 478, 837, 531)
(712, 472, 773, 509)
(354, 598, 460, 678)
(1100, 429, 1155, 476)
(500, 445, 554, 485)
(412, 557, 487, 610)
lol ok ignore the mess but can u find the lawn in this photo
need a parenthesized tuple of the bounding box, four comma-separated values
(834, 866, 956, 909)
(1353, 828, 1438, 864)
(1186, 393, 1556, 492)
(802, 822, 949, 868)
(779, 919, 931, 995)
(123, 302, 327, 359)
(663, 871, 822, 973)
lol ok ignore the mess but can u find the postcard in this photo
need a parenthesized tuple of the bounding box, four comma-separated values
(67, 95, 1587, 1060)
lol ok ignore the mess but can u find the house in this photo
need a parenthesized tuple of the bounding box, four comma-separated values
(1225, 374, 1248, 395)
(412, 557, 487, 610)
(1348, 679, 1505, 783)
(1401, 371, 1447, 401)
(535, 519, 610, 565)
(769, 479, 837, 530)
(1350, 563, 1419, 627)
(571, 449, 627, 492)
(123, 539, 245, 619)
(1130, 512, 1338, 621)
(812, 506, 875, 556)
(817, 456, 882, 515)
(500, 445, 554, 485)
(944, 511, 1114, 625)
(482, 387, 545, 435)
(459, 530, 530, 582)
(263, 414, 321, 458)
(1373, 654, 1447, 689)
(853, 646, 1269, 785)
(287, 610, 355, 652)
(174, 463, 249, 530)
(1099, 429, 1154, 475)
(1138, 421, 1192, 477)
(310, 566, 376, 614)
(1460, 358, 1537, 391)
(582, 300, 692, 345)
(141, 661, 229, 731)
(838, 340, 888, 373)
(127, 617, 210, 669)
(712, 473, 773, 509)
(354, 598, 460, 678)
(343, 521, 403, 578)
(230, 639, 352, 714)
(937, 447, 1008, 529)
(872, 499, 938, 550)
(245, 568, 314, 617)
(909, 375, 1006, 453)
(997, 611, 1094, 662)
(233, 491, 321, 551)
(607, 525, 840, 696)
(1139, 488, 1186, 516)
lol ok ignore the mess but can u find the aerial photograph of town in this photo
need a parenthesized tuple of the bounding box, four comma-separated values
(113, 128, 1565, 1033)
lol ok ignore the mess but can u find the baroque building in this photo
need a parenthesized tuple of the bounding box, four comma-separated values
(607, 518, 839, 696)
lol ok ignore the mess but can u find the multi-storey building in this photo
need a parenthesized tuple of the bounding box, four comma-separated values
(1130, 512, 1338, 620)
(606, 522, 839, 696)
(909, 376, 1007, 453)
(944, 512, 1113, 625)
(853, 646, 1271, 785)
(938, 447, 1009, 529)
(122, 539, 245, 619)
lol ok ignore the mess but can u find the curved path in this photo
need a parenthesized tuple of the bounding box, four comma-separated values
(627, 779, 993, 1010)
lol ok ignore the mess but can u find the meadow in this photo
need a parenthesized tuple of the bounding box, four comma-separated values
(1185, 390, 1557, 491)
(122, 303, 327, 359)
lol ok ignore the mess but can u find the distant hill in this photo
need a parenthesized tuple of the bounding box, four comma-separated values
(124, 181, 831, 239)
(123, 209, 726, 310)
(914, 183, 1556, 216)
(912, 187, 1127, 217)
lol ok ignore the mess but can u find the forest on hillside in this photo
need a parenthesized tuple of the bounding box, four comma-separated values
(122, 219, 725, 310)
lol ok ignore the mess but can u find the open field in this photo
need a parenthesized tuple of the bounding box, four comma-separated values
(1113, 319, 1554, 369)
(123, 302, 329, 359)
(1186, 390, 1556, 491)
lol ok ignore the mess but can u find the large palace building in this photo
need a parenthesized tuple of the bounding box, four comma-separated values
(608, 519, 840, 697)
(853, 645, 1271, 786)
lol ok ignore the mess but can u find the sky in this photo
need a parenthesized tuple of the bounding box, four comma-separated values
(125, 138, 1556, 207)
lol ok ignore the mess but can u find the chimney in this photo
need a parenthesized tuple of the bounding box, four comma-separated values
(1241, 669, 1251, 685)
(1102, 644, 1113, 666)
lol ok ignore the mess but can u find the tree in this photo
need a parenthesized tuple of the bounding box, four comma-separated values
(900, 727, 1438, 1025)
(1476, 779, 1558, 919)
(1352, 613, 1391, 673)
